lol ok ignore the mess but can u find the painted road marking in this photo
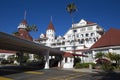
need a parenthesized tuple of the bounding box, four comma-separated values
(25, 71, 44, 74)
(46, 73, 86, 80)
(0, 77, 12, 80)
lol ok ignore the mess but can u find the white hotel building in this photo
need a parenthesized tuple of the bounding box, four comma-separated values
(37, 19, 104, 63)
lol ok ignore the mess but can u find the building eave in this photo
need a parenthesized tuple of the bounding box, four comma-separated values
(91, 46, 120, 51)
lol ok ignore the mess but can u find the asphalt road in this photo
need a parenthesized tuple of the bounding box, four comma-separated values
(0, 66, 120, 80)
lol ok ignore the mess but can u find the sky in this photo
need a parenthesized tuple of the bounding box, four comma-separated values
(0, 0, 120, 39)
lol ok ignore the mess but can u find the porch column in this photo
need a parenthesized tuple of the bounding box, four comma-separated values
(44, 50, 50, 69)
(58, 56, 63, 68)
(17, 52, 23, 66)
(92, 51, 96, 63)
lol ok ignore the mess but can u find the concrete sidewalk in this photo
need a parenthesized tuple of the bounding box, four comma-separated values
(62, 68, 103, 73)
(62, 68, 120, 73)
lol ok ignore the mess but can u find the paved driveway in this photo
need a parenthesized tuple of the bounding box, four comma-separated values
(0, 66, 120, 80)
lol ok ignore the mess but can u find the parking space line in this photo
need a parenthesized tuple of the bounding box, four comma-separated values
(0, 76, 12, 80)
(46, 73, 86, 80)
(25, 71, 44, 74)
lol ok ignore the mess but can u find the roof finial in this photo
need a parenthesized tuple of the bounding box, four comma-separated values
(24, 10, 27, 20)
(51, 16, 52, 22)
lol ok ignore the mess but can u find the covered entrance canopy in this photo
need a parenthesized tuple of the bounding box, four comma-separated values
(0, 32, 63, 56)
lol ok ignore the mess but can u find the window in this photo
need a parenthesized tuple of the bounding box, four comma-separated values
(94, 38, 96, 42)
(73, 29, 77, 32)
(68, 35, 71, 38)
(80, 39, 84, 44)
(86, 33, 89, 37)
(89, 38, 92, 43)
(85, 38, 89, 43)
(87, 27, 93, 30)
(76, 34, 79, 38)
(81, 34, 84, 37)
(91, 33, 94, 36)
(72, 46, 76, 50)
(62, 41, 65, 45)
(80, 28, 86, 31)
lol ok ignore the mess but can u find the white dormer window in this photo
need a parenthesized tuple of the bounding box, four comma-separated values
(18, 24, 27, 29)
(79, 19, 87, 26)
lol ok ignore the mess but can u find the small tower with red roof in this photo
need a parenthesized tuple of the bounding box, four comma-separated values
(17, 11, 33, 41)
(46, 17, 55, 45)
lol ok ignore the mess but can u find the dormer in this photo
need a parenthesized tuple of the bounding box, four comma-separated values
(78, 19, 87, 26)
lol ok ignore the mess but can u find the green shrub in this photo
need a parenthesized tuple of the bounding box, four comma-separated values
(1, 59, 9, 64)
(74, 63, 82, 68)
(101, 63, 113, 71)
(75, 63, 96, 69)
(74, 57, 81, 67)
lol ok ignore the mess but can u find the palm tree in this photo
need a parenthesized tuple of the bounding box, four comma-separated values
(105, 52, 114, 61)
(66, 3, 77, 14)
(112, 53, 120, 65)
(66, 3, 77, 66)
(66, 3, 77, 23)
(95, 52, 105, 59)
(106, 52, 120, 68)
(26, 25, 38, 32)
(95, 52, 106, 65)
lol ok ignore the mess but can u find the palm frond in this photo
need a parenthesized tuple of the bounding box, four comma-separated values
(66, 3, 77, 14)
(26, 25, 38, 32)
(12, 31, 19, 36)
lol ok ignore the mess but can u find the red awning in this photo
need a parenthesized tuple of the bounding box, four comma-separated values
(63, 52, 73, 57)
(63, 52, 88, 57)
(72, 53, 88, 57)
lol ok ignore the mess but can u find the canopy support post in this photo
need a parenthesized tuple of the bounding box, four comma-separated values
(44, 50, 50, 69)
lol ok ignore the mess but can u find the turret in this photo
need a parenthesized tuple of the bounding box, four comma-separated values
(17, 11, 33, 41)
(17, 19, 27, 29)
(46, 17, 55, 43)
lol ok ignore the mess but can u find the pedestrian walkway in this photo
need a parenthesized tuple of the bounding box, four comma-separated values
(62, 68, 102, 73)
(62, 68, 120, 74)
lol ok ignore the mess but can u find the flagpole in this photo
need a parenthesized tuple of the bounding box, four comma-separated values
(24, 10, 27, 20)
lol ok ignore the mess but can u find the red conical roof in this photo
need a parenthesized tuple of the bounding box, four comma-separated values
(47, 21, 55, 31)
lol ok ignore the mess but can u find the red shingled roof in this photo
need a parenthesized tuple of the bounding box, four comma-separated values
(21, 19, 28, 25)
(87, 21, 95, 24)
(47, 22, 55, 31)
(0, 49, 16, 54)
(91, 28, 120, 49)
(18, 29, 33, 41)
